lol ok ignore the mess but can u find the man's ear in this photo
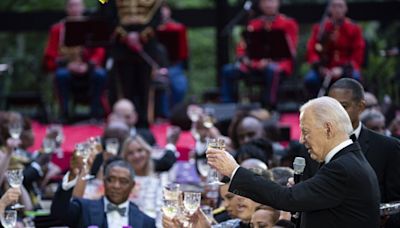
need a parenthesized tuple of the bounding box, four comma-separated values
(358, 100, 366, 113)
(325, 122, 334, 138)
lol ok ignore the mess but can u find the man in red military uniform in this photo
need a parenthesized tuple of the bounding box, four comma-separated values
(220, 0, 298, 106)
(155, 3, 189, 117)
(305, 0, 365, 97)
(43, 0, 107, 120)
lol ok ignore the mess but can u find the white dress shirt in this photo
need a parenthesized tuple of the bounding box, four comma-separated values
(104, 198, 129, 228)
(324, 139, 353, 164)
(352, 122, 362, 139)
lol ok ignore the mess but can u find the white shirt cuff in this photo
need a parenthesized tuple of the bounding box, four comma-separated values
(31, 162, 44, 177)
(230, 166, 240, 181)
(62, 171, 78, 191)
(165, 143, 177, 152)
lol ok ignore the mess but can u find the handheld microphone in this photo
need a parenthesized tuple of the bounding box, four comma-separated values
(293, 157, 306, 184)
(292, 157, 306, 228)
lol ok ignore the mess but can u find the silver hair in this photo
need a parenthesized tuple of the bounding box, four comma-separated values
(300, 96, 353, 135)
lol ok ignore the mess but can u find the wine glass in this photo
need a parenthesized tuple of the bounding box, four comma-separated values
(42, 138, 56, 154)
(75, 143, 94, 180)
(8, 122, 22, 140)
(1, 210, 17, 228)
(8, 122, 24, 159)
(202, 107, 215, 129)
(162, 199, 179, 219)
(105, 138, 119, 156)
(187, 105, 203, 123)
(46, 124, 64, 147)
(183, 192, 201, 215)
(6, 169, 24, 209)
(206, 138, 225, 186)
(89, 136, 103, 154)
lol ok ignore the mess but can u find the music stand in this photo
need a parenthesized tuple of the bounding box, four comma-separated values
(156, 30, 182, 63)
(63, 17, 112, 47)
(245, 29, 293, 60)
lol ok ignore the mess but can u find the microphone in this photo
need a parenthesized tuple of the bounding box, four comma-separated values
(293, 157, 306, 184)
(292, 157, 306, 228)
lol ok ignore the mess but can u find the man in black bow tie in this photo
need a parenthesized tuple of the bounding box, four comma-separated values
(328, 78, 400, 227)
(51, 159, 155, 228)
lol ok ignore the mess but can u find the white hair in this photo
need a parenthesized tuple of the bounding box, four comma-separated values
(300, 96, 353, 135)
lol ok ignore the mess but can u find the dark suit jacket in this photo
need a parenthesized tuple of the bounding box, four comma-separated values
(358, 126, 400, 203)
(229, 142, 380, 228)
(51, 185, 155, 228)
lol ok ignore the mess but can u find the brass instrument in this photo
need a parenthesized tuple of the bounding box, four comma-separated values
(116, 0, 162, 26)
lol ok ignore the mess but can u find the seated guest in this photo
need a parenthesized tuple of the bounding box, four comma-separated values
(235, 139, 273, 166)
(269, 167, 293, 186)
(110, 99, 156, 144)
(360, 109, 387, 135)
(250, 205, 280, 228)
(220, 0, 298, 106)
(229, 114, 265, 151)
(364, 92, 380, 111)
(110, 99, 178, 172)
(43, 0, 107, 119)
(51, 159, 155, 228)
(77, 136, 172, 226)
(162, 159, 272, 228)
(305, 0, 365, 97)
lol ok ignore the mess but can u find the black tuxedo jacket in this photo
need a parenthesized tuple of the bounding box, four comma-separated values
(358, 126, 400, 203)
(229, 142, 380, 228)
(51, 185, 155, 228)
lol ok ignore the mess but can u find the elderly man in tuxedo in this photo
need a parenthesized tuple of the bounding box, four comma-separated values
(51, 159, 155, 228)
(207, 96, 380, 228)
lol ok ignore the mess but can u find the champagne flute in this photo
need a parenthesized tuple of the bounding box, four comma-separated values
(1, 210, 17, 228)
(6, 169, 24, 209)
(105, 138, 119, 156)
(75, 143, 94, 180)
(202, 107, 215, 129)
(183, 192, 201, 216)
(207, 138, 225, 186)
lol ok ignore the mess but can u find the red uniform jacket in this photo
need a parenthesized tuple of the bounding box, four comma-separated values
(236, 14, 299, 76)
(43, 22, 106, 72)
(156, 20, 189, 63)
(306, 18, 365, 70)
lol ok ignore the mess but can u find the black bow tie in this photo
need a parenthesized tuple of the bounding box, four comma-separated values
(350, 134, 357, 142)
(107, 203, 127, 217)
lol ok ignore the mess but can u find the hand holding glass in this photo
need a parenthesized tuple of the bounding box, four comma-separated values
(6, 169, 24, 209)
(207, 138, 225, 186)
(75, 143, 94, 180)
